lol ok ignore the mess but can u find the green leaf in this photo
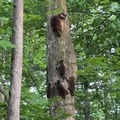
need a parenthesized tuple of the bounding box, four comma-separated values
(0, 40, 15, 48)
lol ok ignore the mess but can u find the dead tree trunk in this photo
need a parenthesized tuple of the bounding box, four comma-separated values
(47, 0, 77, 120)
(8, 0, 23, 120)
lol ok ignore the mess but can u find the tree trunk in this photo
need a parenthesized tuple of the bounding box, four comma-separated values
(8, 0, 23, 120)
(47, 0, 77, 120)
(84, 82, 90, 120)
(0, 50, 8, 104)
(103, 87, 109, 120)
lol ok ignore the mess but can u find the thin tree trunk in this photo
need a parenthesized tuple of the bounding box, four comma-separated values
(115, 103, 118, 120)
(84, 99, 90, 120)
(104, 87, 109, 120)
(8, 0, 23, 120)
(47, 0, 77, 120)
(0, 50, 7, 103)
(84, 84, 90, 120)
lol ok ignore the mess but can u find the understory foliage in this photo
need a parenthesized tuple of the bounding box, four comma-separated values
(0, 0, 120, 119)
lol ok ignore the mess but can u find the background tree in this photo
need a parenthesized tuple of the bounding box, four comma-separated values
(8, 0, 23, 119)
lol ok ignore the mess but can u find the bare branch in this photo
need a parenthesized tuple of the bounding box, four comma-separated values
(23, 63, 43, 96)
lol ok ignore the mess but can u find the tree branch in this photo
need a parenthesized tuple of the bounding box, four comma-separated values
(79, 14, 113, 52)
(68, 10, 120, 16)
(23, 63, 43, 96)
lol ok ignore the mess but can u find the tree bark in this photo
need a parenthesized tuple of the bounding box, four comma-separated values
(47, 0, 77, 120)
(8, 0, 23, 120)
(103, 87, 109, 120)
(84, 82, 90, 120)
